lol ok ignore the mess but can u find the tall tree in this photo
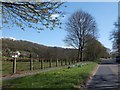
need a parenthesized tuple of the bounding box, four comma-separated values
(111, 17, 120, 54)
(2, 2, 64, 31)
(84, 38, 110, 61)
(64, 10, 97, 62)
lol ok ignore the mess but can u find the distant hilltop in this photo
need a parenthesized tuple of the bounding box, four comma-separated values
(1, 37, 16, 41)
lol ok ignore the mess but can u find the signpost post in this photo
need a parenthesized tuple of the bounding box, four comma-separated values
(13, 57, 16, 74)
(11, 51, 20, 74)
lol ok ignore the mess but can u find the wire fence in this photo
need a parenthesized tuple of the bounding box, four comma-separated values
(2, 57, 78, 76)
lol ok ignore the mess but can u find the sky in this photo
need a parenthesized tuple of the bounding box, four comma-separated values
(2, 2, 118, 50)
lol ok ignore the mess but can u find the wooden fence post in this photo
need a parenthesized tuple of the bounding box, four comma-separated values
(65, 59, 67, 65)
(69, 59, 70, 65)
(13, 57, 16, 74)
(41, 59, 43, 69)
(61, 59, 63, 66)
(39, 58, 41, 69)
(71, 60, 72, 64)
(49, 58, 52, 68)
(29, 54, 33, 71)
(72, 59, 74, 64)
(74, 59, 75, 64)
(56, 58, 58, 67)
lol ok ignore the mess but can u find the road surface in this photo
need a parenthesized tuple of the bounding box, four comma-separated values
(86, 59, 120, 90)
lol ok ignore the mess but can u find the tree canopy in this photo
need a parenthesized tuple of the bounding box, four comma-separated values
(64, 10, 97, 61)
(2, 2, 64, 31)
(111, 17, 120, 54)
(84, 38, 110, 61)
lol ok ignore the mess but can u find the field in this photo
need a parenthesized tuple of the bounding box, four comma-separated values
(2, 58, 75, 76)
(3, 62, 97, 89)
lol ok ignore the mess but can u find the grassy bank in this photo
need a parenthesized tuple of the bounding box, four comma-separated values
(3, 62, 97, 89)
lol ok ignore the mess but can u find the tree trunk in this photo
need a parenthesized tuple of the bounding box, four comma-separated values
(77, 47, 80, 62)
(80, 47, 83, 62)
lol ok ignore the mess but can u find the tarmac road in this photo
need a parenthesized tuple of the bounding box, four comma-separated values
(86, 59, 120, 90)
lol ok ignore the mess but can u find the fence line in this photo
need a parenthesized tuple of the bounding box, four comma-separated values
(2, 57, 78, 74)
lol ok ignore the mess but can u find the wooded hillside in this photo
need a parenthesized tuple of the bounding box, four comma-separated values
(1, 38, 110, 61)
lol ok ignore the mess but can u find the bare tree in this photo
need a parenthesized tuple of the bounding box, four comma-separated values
(2, 2, 65, 31)
(64, 10, 97, 62)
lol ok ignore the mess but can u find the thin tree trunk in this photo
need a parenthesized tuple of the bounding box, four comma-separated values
(80, 47, 83, 62)
(77, 47, 80, 62)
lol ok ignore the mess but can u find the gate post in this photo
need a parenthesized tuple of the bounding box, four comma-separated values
(56, 58, 58, 67)
(29, 54, 33, 71)
(13, 57, 16, 74)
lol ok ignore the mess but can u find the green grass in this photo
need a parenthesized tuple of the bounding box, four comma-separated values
(2, 60, 72, 76)
(3, 62, 96, 89)
(2, 61, 29, 76)
(0, 80, 2, 87)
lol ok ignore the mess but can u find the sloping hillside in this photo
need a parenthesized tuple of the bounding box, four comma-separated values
(1, 38, 77, 59)
(1, 38, 110, 60)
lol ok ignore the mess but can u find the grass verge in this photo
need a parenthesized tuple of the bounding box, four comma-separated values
(2, 62, 97, 89)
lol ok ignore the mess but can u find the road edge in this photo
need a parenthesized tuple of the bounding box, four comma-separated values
(85, 63, 99, 86)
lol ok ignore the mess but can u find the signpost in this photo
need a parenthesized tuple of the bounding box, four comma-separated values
(11, 51, 20, 74)
(13, 57, 16, 74)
